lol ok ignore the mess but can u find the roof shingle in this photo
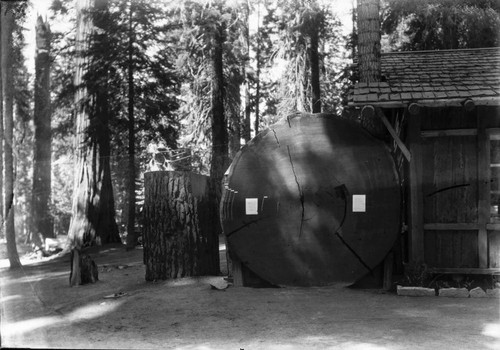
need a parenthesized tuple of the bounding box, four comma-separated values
(349, 47, 500, 107)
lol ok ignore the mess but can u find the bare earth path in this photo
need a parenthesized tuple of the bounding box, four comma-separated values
(1, 242, 499, 350)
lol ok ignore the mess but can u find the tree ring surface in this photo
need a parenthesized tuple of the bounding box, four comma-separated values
(221, 114, 400, 286)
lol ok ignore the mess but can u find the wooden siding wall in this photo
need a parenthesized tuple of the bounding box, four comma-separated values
(410, 106, 500, 272)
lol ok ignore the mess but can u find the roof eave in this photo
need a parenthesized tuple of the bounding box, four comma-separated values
(348, 96, 500, 108)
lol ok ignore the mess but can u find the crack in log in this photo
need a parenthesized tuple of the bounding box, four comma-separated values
(287, 145, 305, 238)
(426, 183, 470, 197)
(331, 184, 373, 274)
(272, 129, 280, 147)
(226, 217, 267, 238)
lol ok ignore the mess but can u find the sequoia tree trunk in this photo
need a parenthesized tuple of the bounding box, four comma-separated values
(68, 0, 120, 253)
(309, 25, 321, 113)
(143, 171, 219, 280)
(1, 2, 21, 268)
(125, 0, 137, 250)
(357, 0, 381, 83)
(32, 16, 54, 244)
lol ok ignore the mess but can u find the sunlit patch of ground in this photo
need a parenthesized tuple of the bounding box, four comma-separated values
(1, 239, 499, 349)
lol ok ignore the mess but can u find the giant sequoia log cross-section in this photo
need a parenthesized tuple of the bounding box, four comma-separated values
(221, 113, 401, 286)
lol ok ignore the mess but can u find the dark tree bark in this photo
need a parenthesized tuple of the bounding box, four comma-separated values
(68, 0, 120, 252)
(228, 72, 241, 160)
(0, 4, 4, 241)
(242, 1, 251, 142)
(254, 13, 261, 136)
(32, 16, 54, 244)
(357, 0, 381, 83)
(143, 171, 219, 280)
(206, 22, 227, 277)
(1, 3, 21, 268)
(125, 0, 137, 250)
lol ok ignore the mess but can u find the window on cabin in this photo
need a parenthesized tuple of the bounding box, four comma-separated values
(491, 134, 500, 223)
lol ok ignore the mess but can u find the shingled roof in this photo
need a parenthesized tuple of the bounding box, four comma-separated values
(349, 47, 500, 107)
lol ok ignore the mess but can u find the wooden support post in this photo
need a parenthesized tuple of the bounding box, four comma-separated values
(408, 112, 424, 263)
(231, 254, 244, 287)
(477, 108, 489, 268)
(383, 251, 394, 290)
(375, 108, 412, 162)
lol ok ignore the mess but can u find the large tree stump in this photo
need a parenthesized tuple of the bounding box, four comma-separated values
(220, 113, 401, 287)
(143, 171, 219, 281)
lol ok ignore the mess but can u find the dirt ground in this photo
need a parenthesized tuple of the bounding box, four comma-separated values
(1, 240, 499, 350)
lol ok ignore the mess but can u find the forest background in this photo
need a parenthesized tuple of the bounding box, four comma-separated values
(1, 0, 499, 267)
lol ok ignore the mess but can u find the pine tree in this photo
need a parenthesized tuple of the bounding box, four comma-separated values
(32, 16, 54, 246)
(1, 2, 21, 268)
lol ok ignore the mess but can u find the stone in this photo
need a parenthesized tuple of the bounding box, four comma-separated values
(469, 287, 487, 298)
(438, 288, 469, 298)
(397, 285, 435, 297)
(486, 289, 500, 298)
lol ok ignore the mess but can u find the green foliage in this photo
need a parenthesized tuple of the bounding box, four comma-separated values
(172, 0, 246, 173)
(401, 261, 430, 287)
(271, 0, 347, 119)
(382, 0, 500, 50)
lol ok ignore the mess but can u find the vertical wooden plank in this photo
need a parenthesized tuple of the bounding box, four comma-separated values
(408, 112, 424, 262)
(231, 254, 244, 287)
(477, 107, 489, 268)
(383, 252, 394, 290)
(488, 231, 500, 268)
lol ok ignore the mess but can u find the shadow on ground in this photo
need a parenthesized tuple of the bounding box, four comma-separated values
(1, 241, 499, 350)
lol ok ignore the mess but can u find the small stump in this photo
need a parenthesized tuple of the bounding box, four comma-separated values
(143, 171, 219, 281)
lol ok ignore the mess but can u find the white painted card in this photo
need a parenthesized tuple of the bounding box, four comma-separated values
(245, 198, 258, 215)
(352, 194, 366, 212)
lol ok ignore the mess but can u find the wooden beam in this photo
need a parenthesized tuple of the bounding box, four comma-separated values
(423, 223, 479, 231)
(421, 129, 477, 138)
(428, 267, 500, 275)
(361, 105, 375, 119)
(408, 103, 421, 115)
(486, 223, 500, 231)
(375, 108, 412, 162)
(349, 96, 500, 108)
(477, 107, 489, 269)
(463, 99, 476, 112)
(408, 112, 424, 263)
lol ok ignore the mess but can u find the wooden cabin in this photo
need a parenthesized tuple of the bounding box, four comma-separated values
(349, 47, 500, 276)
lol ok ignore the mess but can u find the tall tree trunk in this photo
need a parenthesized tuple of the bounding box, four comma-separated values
(228, 70, 241, 160)
(0, 4, 4, 242)
(242, 1, 251, 142)
(357, 0, 381, 83)
(254, 4, 261, 136)
(1, 3, 21, 268)
(32, 16, 54, 245)
(68, 0, 120, 252)
(207, 23, 227, 276)
(125, 0, 137, 250)
(309, 24, 321, 113)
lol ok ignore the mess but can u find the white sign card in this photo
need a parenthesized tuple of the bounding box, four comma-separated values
(352, 194, 366, 212)
(245, 198, 258, 215)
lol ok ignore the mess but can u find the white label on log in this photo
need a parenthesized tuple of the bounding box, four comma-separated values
(245, 198, 258, 215)
(352, 195, 366, 212)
